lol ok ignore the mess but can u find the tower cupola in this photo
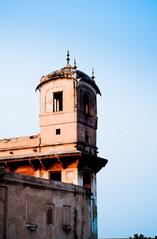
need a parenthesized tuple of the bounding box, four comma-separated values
(36, 52, 101, 156)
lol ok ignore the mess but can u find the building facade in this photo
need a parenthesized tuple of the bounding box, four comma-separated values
(0, 173, 94, 239)
(0, 52, 107, 239)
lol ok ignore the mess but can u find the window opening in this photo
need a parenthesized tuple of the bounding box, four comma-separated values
(50, 171, 61, 182)
(85, 134, 89, 144)
(56, 128, 61, 135)
(83, 172, 91, 189)
(63, 205, 71, 226)
(83, 93, 89, 114)
(53, 91, 63, 112)
(47, 207, 53, 224)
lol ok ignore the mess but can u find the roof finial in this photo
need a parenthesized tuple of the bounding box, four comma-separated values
(91, 68, 95, 80)
(66, 50, 70, 65)
(74, 58, 77, 69)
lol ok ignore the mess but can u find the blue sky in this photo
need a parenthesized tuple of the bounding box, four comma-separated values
(0, 0, 157, 237)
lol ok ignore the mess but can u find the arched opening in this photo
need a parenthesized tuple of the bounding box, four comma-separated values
(83, 93, 89, 115)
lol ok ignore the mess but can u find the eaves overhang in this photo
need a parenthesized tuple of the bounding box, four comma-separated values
(0, 150, 108, 174)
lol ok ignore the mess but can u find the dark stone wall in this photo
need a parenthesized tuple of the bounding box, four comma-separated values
(0, 173, 94, 239)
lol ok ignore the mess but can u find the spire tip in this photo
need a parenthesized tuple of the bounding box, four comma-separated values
(91, 68, 95, 80)
(74, 58, 77, 69)
(66, 50, 70, 65)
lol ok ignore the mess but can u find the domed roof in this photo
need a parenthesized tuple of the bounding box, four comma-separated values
(36, 54, 101, 95)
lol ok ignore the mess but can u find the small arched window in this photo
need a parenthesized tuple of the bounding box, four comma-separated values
(53, 91, 63, 112)
(83, 93, 89, 115)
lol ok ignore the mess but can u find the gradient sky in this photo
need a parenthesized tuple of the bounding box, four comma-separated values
(0, 0, 157, 238)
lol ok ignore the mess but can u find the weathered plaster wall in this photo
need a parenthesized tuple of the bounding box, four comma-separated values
(0, 173, 93, 239)
(39, 78, 77, 147)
